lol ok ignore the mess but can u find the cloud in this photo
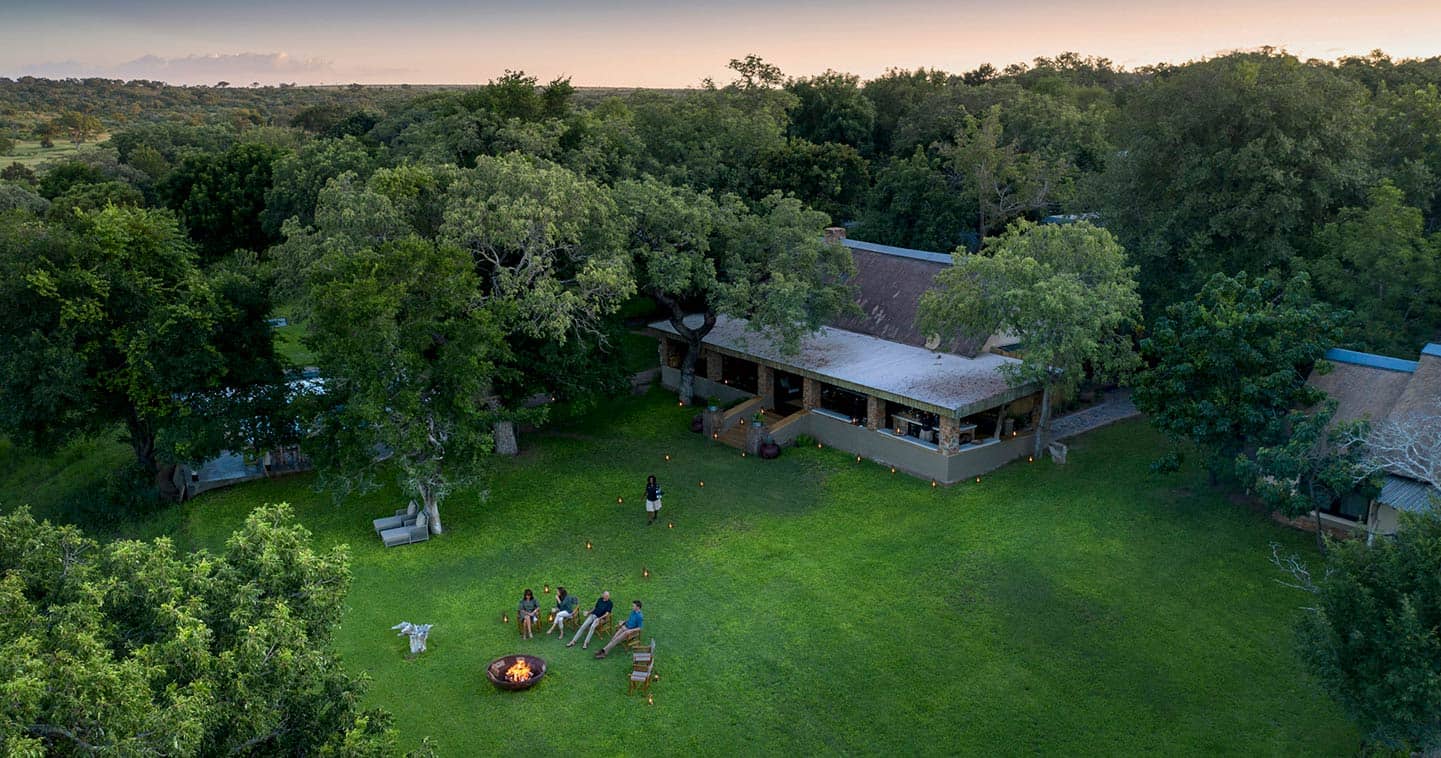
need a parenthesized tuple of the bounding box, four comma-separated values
(17, 52, 337, 85)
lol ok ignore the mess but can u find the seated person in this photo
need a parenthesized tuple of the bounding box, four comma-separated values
(545, 587, 578, 637)
(518, 588, 540, 639)
(567, 590, 614, 649)
(594, 600, 643, 658)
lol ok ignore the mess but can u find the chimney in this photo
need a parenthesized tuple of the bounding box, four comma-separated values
(823, 226, 847, 244)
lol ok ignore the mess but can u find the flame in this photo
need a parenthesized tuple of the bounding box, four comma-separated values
(504, 658, 534, 683)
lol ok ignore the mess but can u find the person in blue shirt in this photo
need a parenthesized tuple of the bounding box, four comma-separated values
(566, 590, 613, 649)
(595, 600, 643, 659)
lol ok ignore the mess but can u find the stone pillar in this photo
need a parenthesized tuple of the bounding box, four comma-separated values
(866, 395, 884, 430)
(938, 416, 961, 454)
(802, 377, 821, 410)
(657, 338, 671, 369)
(705, 350, 724, 382)
(757, 365, 776, 410)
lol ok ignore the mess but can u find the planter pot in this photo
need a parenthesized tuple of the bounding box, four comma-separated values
(759, 442, 781, 459)
(690, 414, 704, 433)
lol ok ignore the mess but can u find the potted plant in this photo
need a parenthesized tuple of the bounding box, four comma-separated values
(706, 396, 720, 412)
(759, 435, 781, 459)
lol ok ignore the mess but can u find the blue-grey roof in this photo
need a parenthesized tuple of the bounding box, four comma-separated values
(1423, 343, 1441, 358)
(1324, 348, 1419, 373)
(1378, 475, 1439, 514)
(840, 238, 953, 265)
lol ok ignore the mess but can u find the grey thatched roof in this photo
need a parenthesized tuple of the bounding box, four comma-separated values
(829, 241, 989, 358)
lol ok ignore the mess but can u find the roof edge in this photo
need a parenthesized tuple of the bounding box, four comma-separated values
(840, 238, 954, 265)
(1324, 348, 1419, 373)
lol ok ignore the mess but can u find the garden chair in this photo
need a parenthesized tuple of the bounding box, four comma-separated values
(380, 512, 429, 547)
(372, 506, 418, 534)
(628, 639, 656, 695)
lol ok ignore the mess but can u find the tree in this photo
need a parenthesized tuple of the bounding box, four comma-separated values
(1132, 272, 1346, 480)
(284, 156, 634, 528)
(1273, 509, 1441, 751)
(161, 141, 289, 259)
(855, 148, 970, 251)
(1308, 182, 1441, 356)
(295, 234, 504, 535)
(756, 137, 869, 223)
(941, 106, 1068, 240)
(1235, 402, 1377, 550)
(1343, 398, 1441, 491)
(727, 54, 784, 90)
(0, 135, 14, 155)
(2, 161, 36, 184)
(0, 504, 402, 755)
(0, 207, 234, 476)
(918, 221, 1141, 457)
(1100, 52, 1371, 311)
(261, 135, 380, 234)
(785, 70, 876, 151)
(54, 111, 102, 146)
(615, 178, 855, 404)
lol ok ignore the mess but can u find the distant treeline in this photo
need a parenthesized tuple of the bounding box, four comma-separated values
(3, 49, 1441, 354)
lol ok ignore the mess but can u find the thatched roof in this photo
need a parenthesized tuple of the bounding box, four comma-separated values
(1308, 358, 1414, 425)
(828, 240, 990, 358)
(1387, 346, 1441, 424)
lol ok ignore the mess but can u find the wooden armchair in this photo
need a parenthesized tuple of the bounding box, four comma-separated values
(628, 639, 656, 694)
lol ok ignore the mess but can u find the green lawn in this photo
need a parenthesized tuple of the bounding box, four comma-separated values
(61, 389, 1350, 755)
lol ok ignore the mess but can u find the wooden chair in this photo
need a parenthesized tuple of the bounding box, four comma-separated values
(516, 608, 540, 638)
(628, 639, 656, 695)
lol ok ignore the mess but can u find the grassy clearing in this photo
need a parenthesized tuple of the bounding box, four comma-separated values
(86, 389, 1354, 755)
(2, 137, 108, 169)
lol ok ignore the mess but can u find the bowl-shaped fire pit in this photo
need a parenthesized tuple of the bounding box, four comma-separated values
(487, 654, 547, 691)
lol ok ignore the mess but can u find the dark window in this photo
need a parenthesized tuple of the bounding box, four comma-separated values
(819, 384, 867, 422)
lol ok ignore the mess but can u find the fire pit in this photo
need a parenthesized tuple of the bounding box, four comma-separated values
(486, 654, 547, 691)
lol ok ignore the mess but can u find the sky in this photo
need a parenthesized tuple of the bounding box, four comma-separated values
(3, 0, 1440, 87)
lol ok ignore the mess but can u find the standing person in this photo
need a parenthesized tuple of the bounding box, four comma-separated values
(594, 600, 644, 659)
(517, 589, 540, 639)
(567, 590, 614, 649)
(644, 475, 663, 525)
(261, 449, 273, 478)
(545, 586, 578, 637)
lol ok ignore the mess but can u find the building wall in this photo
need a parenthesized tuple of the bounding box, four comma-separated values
(1372, 503, 1402, 537)
(659, 367, 753, 406)
(802, 412, 1035, 484)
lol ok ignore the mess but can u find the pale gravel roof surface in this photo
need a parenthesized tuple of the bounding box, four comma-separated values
(652, 314, 1034, 416)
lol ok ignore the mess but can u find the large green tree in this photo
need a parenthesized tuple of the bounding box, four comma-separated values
(0, 504, 404, 755)
(1308, 182, 1441, 356)
(1101, 52, 1372, 310)
(941, 105, 1070, 240)
(785, 70, 876, 151)
(616, 178, 855, 405)
(285, 156, 634, 528)
(918, 221, 1141, 457)
(0, 207, 227, 476)
(1274, 510, 1441, 751)
(1132, 272, 1346, 479)
(161, 141, 290, 259)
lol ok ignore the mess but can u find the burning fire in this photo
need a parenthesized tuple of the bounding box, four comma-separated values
(504, 658, 535, 683)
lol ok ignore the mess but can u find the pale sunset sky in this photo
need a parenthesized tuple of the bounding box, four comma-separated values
(3, 0, 1439, 86)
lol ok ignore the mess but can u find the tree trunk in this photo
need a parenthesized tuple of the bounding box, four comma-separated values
(493, 420, 518, 456)
(678, 339, 701, 406)
(123, 409, 159, 474)
(652, 289, 715, 407)
(421, 485, 443, 535)
(1034, 384, 1053, 459)
(1311, 508, 1326, 554)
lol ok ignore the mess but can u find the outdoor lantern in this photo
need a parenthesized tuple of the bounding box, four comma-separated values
(642, 566, 650, 578)
(699, 480, 704, 487)
(668, 522, 674, 529)
(647, 693, 655, 705)
(586, 541, 592, 550)
(975, 476, 981, 483)
(664, 454, 671, 461)
(931, 479, 938, 488)
(503, 613, 509, 624)
(547, 612, 555, 622)
(712, 432, 718, 439)
(1028, 455, 1034, 463)
(617, 497, 624, 504)
(678, 401, 684, 407)
(543, 584, 550, 594)
(890, 467, 896, 474)
(816, 442, 822, 449)
(856, 455, 862, 463)
(741, 451, 747, 457)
